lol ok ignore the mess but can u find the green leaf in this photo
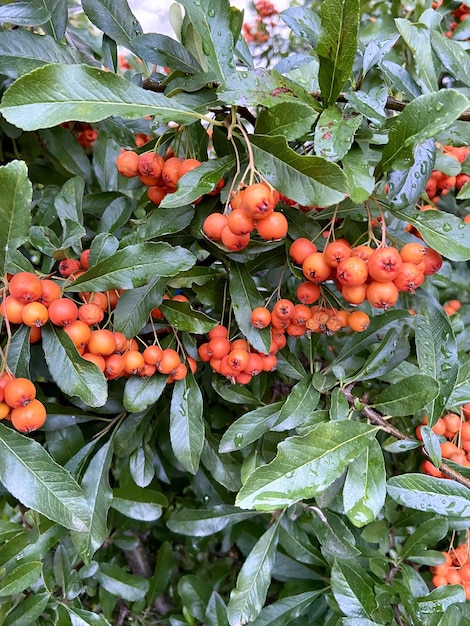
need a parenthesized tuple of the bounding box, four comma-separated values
(170, 373, 204, 474)
(3, 591, 50, 626)
(0, 561, 42, 597)
(201, 436, 241, 492)
(0, 423, 91, 531)
(371, 374, 440, 417)
(6, 325, 31, 379)
(219, 402, 284, 453)
(227, 519, 280, 626)
(41, 325, 108, 409)
(395, 18, 439, 93)
(160, 156, 234, 207)
(250, 134, 348, 208)
(394, 209, 470, 261)
(0, 2, 50, 27)
(167, 505, 259, 536)
(0, 31, 81, 78)
(431, 31, 470, 88)
(129, 442, 154, 488)
(250, 590, 322, 625)
(66, 242, 196, 292)
(236, 421, 377, 510)
(314, 105, 362, 162)
(416, 586, 466, 621)
(342, 148, 376, 203)
(95, 562, 149, 602)
(81, 0, 143, 49)
(218, 68, 319, 109)
(0, 161, 32, 274)
(111, 487, 167, 522)
(415, 300, 458, 426)
(205, 591, 228, 626)
(256, 102, 318, 141)
(331, 560, 377, 618)
(71, 440, 113, 558)
(0, 64, 200, 131)
(387, 474, 470, 517)
(400, 517, 448, 561)
(317, 0, 360, 104)
(280, 7, 321, 47)
(123, 373, 167, 413)
(160, 301, 218, 334)
(387, 139, 436, 210)
(380, 89, 470, 172)
(132, 204, 195, 241)
(64, 605, 112, 626)
(177, 0, 234, 82)
(447, 356, 470, 409)
(343, 439, 386, 527)
(42, 128, 92, 183)
(113, 276, 167, 338)
(421, 425, 443, 469)
(273, 377, 320, 431)
(310, 507, 361, 559)
(39, 0, 67, 40)
(229, 262, 272, 354)
(131, 33, 202, 74)
(330, 387, 350, 421)
(345, 87, 387, 127)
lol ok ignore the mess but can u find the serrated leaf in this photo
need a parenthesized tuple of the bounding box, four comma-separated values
(81, 0, 143, 49)
(219, 402, 284, 453)
(250, 134, 348, 207)
(394, 208, 470, 261)
(0, 423, 91, 531)
(395, 18, 439, 93)
(0, 31, 81, 78)
(317, 0, 360, 104)
(167, 505, 259, 536)
(388, 139, 436, 210)
(227, 519, 280, 626)
(95, 563, 149, 602)
(273, 377, 320, 431)
(256, 102, 318, 141)
(0, 561, 43, 597)
(113, 276, 167, 338)
(123, 373, 167, 413)
(331, 560, 377, 618)
(371, 374, 440, 417)
(0, 64, 199, 131)
(387, 473, 470, 517)
(71, 440, 113, 558)
(314, 105, 362, 161)
(170, 373, 204, 474)
(41, 325, 108, 408)
(218, 67, 319, 109)
(3, 591, 50, 626)
(66, 242, 196, 292)
(111, 487, 167, 522)
(415, 300, 458, 426)
(177, 0, 234, 82)
(236, 421, 377, 511)
(131, 33, 202, 73)
(160, 300, 218, 334)
(160, 156, 234, 207)
(343, 439, 386, 527)
(0, 2, 50, 26)
(380, 89, 470, 172)
(229, 262, 272, 354)
(0, 160, 32, 274)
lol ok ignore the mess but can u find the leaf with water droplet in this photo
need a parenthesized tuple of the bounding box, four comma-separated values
(388, 139, 435, 211)
(170, 373, 204, 474)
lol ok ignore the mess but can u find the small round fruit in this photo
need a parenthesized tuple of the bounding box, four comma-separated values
(251, 307, 271, 329)
(289, 238, 317, 266)
(0, 295, 26, 324)
(116, 150, 139, 177)
(256, 211, 288, 240)
(48, 298, 79, 326)
(8, 272, 43, 303)
(4, 377, 36, 408)
(203, 213, 228, 241)
(156, 348, 181, 374)
(87, 329, 116, 356)
(21, 301, 49, 327)
(78, 302, 105, 326)
(38, 279, 62, 307)
(347, 310, 370, 332)
(59, 258, 81, 278)
(11, 399, 46, 433)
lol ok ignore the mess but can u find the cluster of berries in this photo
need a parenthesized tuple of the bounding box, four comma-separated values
(425, 145, 470, 203)
(203, 182, 288, 250)
(417, 406, 470, 478)
(197, 324, 277, 385)
(60, 121, 98, 149)
(430, 542, 470, 599)
(116, 149, 224, 207)
(290, 237, 442, 311)
(243, 1, 278, 44)
(0, 374, 46, 433)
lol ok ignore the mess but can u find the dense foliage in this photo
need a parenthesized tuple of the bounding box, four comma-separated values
(2, 0, 470, 624)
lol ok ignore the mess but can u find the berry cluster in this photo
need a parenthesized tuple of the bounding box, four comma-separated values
(197, 324, 277, 385)
(418, 405, 470, 478)
(291, 238, 442, 310)
(0, 374, 46, 433)
(116, 149, 224, 207)
(203, 182, 288, 250)
(425, 145, 470, 203)
(430, 542, 470, 599)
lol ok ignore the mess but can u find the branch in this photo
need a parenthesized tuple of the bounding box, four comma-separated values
(342, 385, 470, 490)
